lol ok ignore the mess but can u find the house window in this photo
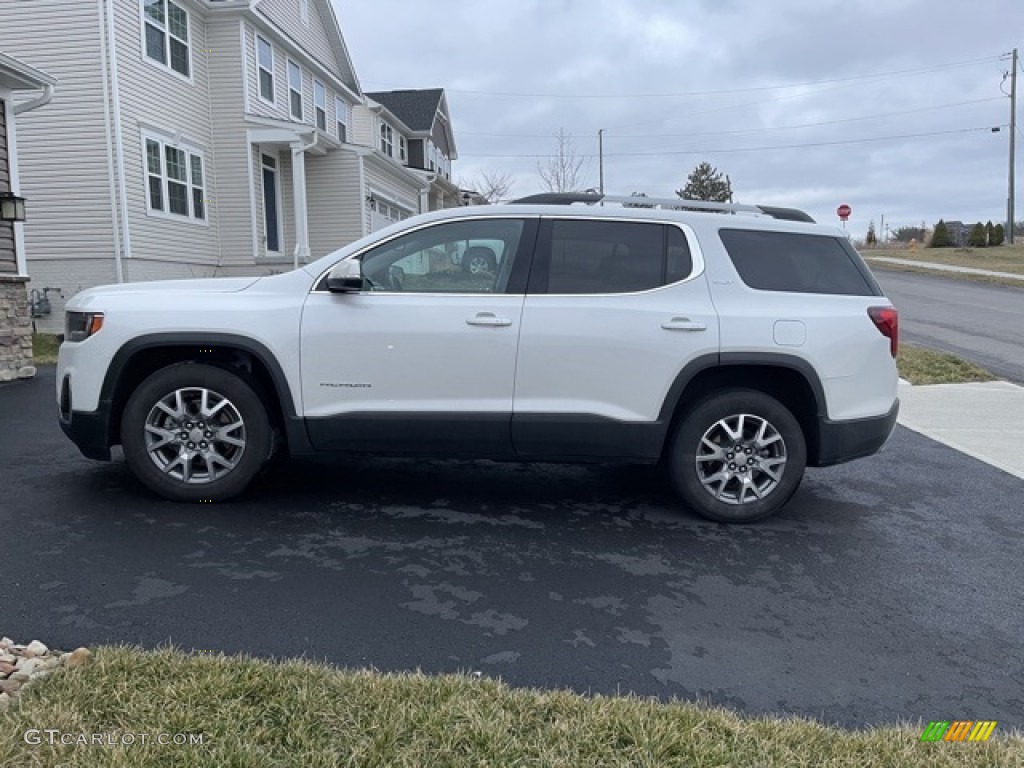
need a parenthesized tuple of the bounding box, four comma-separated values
(314, 80, 326, 131)
(398, 135, 407, 163)
(288, 60, 303, 119)
(335, 97, 347, 142)
(368, 196, 413, 223)
(145, 135, 205, 222)
(256, 36, 274, 103)
(380, 122, 393, 157)
(143, 0, 191, 77)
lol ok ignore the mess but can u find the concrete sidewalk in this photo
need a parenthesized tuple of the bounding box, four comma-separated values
(868, 256, 1024, 281)
(897, 379, 1024, 480)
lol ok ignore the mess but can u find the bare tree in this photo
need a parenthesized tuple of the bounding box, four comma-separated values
(537, 128, 585, 193)
(474, 171, 515, 203)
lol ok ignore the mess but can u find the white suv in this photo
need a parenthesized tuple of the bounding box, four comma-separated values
(57, 193, 899, 522)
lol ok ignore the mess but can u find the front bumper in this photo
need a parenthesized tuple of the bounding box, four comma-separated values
(58, 372, 112, 461)
(813, 400, 899, 467)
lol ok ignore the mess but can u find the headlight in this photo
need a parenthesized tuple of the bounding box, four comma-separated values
(65, 311, 105, 342)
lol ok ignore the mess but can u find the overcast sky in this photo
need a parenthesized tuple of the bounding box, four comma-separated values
(335, 0, 1023, 239)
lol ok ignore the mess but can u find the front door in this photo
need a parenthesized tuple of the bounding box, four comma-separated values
(300, 216, 537, 455)
(261, 153, 281, 256)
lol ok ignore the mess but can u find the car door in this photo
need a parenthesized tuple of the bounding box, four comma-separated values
(301, 215, 537, 456)
(512, 216, 720, 459)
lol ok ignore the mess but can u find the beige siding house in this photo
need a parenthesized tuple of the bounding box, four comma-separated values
(0, 0, 454, 330)
(0, 51, 56, 379)
(364, 89, 461, 213)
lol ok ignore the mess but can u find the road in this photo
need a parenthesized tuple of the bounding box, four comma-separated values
(2, 368, 1023, 730)
(873, 268, 1024, 383)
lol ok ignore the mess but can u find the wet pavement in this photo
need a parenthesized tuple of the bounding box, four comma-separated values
(2, 368, 1022, 729)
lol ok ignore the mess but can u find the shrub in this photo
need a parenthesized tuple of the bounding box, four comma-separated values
(930, 220, 951, 247)
(991, 223, 1006, 246)
(968, 222, 987, 248)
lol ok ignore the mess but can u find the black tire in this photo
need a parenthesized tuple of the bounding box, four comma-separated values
(121, 363, 272, 502)
(667, 389, 806, 523)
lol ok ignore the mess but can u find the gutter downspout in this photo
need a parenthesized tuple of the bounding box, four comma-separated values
(290, 131, 318, 270)
(11, 84, 55, 116)
(9, 83, 56, 279)
(104, 0, 130, 282)
(97, 0, 123, 286)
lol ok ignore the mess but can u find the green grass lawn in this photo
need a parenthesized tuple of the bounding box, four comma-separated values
(31, 333, 60, 365)
(1, 646, 1020, 767)
(864, 243, 1024, 276)
(897, 345, 998, 385)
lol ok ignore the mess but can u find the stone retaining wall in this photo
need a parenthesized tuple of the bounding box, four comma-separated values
(0, 275, 35, 381)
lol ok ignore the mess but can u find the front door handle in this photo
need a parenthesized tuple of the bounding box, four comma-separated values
(466, 312, 512, 327)
(661, 317, 707, 332)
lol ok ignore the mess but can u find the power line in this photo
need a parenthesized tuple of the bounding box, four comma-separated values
(362, 55, 999, 100)
(457, 97, 1003, 139)
(458, 125, 1000, 159)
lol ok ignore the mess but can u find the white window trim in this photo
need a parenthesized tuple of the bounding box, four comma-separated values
(141, 130, 208, 226)
(300, 0, 310, 25)
(260, 151, 284, 257)
(314, 79, 326, 131)
(335, 96, 347, 142)
(139, 0, 193, 84)
(380, 121, 394, 157)
(256, 34, 275, 105)
(398, 135, 407, 163)
(287, 58, 303, 120)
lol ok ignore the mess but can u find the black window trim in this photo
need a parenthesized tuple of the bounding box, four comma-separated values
(527, 216, 704, 296)
(310, 215, 541, 295)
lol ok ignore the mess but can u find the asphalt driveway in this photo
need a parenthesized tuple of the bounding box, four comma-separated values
(2, 368, 1022, 730)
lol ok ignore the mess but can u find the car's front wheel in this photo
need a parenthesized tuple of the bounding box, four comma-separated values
(667, 389, 806, 523)
(121, 363, 272, 502)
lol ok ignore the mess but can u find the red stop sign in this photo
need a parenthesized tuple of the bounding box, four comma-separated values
(837, 204, 852, 221)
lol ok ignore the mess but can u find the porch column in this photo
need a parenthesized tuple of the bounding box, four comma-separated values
(290, 140, 312, 268)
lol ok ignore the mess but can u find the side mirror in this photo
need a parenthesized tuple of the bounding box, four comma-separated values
(326, 260, 363, 293)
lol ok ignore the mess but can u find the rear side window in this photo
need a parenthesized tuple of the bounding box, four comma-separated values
(537, 220, 693, 294)
(719, 229, 881, 296)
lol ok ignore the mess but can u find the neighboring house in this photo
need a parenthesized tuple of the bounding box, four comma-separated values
(363, 89, 461, 213)
(942, 220, 967, 247)
(0, 0, 457, 331)
(0, 51, 56, 379)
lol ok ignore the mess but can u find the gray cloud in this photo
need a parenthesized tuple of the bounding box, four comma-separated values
(335, 0, 1023, 237)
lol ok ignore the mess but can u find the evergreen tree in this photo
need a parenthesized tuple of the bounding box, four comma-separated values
(930, 220, 951, 248)
(968, 222, 987, 248)
(991, 223, 1005, 246)
(865, 221, 878, 247)
(677, 162, 733, 202)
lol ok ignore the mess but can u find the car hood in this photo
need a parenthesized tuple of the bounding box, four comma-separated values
(68, 277, 262, 306)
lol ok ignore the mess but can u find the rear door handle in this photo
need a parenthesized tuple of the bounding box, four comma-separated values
(466, 312, 512, 327)
(662, 317, 707, 332)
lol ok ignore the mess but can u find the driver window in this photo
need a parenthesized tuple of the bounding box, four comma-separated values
(359, 218, 526, 294)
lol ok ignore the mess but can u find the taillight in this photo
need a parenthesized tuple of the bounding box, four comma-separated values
(868, 306, 898, 358)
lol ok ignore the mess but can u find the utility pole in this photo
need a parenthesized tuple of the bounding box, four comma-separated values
(1008, 48, 1018, 244)
(598, 129, 605, 195)
(880, 213, 885, 246)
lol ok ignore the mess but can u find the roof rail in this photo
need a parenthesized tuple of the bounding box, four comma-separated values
(508, 193, 815, 223)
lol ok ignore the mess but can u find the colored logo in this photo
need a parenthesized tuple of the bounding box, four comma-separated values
(920, 721, 997, 742)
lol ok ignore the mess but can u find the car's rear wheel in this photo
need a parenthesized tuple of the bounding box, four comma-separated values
(121, 363, 271, 502)
(462, 251, 496, 275)
(667, 389, 806, 523)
